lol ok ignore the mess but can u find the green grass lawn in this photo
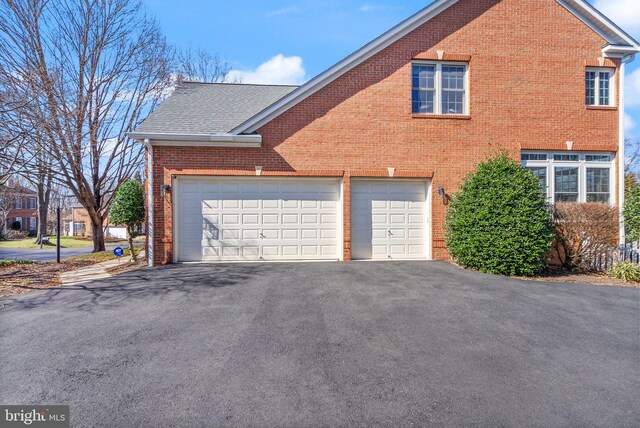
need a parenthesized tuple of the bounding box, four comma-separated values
(67, 248, 132, 263)
(0, 236, 114, 249)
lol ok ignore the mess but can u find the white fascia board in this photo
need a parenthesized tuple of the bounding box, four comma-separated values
(127, 132, 262, 147)
(602, 45, 640, 59)
(557, 0, 640, 51)
(230, 0, 459, 134)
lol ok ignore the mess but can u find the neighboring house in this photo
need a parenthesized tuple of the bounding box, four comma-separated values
(1, 186, 38, 237)
(130, 0, 640, 266)
(63, 204, 129, 240)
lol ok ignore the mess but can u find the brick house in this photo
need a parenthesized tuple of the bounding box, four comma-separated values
(1, 186, 38, 236)
(63, 204, 129, 240)
(131, 0, 639, 266)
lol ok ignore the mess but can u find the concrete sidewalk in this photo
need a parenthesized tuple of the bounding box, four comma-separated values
(59, 252, 143, 286)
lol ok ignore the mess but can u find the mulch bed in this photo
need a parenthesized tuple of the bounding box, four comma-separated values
(519, 268, 639, 288)
(0, 259, 99, 298)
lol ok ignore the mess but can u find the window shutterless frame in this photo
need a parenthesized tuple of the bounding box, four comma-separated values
(521, 151, 615, 206)
(411, 61, 469, 115)
(585, 67, 615, 107)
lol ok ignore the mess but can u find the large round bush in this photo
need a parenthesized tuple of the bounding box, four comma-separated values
(445, 153, 554, 276)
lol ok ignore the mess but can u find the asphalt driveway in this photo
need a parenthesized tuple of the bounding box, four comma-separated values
(1, 261, 638, 427)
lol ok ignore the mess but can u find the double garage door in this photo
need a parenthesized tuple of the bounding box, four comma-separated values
(175, 177, 429, 262)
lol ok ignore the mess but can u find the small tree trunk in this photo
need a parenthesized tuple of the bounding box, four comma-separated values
(127, 224, 137, 262)
(91, 218, 106, 252)
(35, 200, 49, 244)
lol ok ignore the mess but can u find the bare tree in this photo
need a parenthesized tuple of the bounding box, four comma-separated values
(176, 47, 235, 83)
(0, 183, 19, 239)
(625, 137, 640, 175)
(0, 0, 172, 252)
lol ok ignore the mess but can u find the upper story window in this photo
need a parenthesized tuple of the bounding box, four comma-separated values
(15, 198, 23, 209)
(28, 198, 36, 209)
(521, 152, 614, 205)
(412, 62, 468, 115)
(585, 68, 613, 107)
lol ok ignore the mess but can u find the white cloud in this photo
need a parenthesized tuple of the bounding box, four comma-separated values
(359, 4, 390, 13)
(266, 6, 301, 17)
(592, 0, 640, 37)
(626, 67, 640, 108)
(228, 55, 307, 85)
(625, 113, 636, 132)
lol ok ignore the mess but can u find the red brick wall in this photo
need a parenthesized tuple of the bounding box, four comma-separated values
(149, 0, 621, 265)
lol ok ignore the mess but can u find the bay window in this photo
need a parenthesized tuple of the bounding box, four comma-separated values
(521, 152, 614, 205)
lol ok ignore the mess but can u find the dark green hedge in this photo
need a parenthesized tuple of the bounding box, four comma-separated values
(445, 153, 554, 277)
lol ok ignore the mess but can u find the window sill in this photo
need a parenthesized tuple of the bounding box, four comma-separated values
(586, 105, 617, 111)
(411, 114, 471, 120)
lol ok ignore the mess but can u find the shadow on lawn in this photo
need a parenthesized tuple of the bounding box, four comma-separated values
(1, 263, 272, 312)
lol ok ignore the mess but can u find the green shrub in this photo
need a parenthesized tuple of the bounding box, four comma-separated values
(445, 153, 554, 277)
(624, 185, 640, 243)
(609, 262, 640, 282)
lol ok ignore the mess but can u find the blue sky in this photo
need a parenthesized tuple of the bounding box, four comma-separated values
(145, 0, 640, 140)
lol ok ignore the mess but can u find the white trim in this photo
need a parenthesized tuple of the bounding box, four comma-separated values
(145, 140, 154, 267)
(231, 0, 461, 134)
(585, 67, 615, 107)
(619, 62, 626, 244)
(556, 0, 640, 50)
(128, 132, 262, 147)
(411, 60, 469, 115)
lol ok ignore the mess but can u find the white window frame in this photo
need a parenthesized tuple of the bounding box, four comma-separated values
(412, 61, 469, 115)
(15, 199, 23, 209)
(585, 68, 615, 107)
(521, 151, 615, 205)
(28, 198, 36, 209)
(29, 217, 36, 231)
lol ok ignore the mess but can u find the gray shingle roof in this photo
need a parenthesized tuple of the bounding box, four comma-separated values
(135, 82, 299, 135)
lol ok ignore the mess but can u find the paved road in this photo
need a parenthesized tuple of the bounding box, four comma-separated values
(1, 262, 638, 426)
(0, 244, 139, 261)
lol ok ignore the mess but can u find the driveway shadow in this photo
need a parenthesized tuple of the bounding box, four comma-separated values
(1, 263, 273, 312)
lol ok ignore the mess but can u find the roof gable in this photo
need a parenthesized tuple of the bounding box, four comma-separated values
(231, 0, 640, 135)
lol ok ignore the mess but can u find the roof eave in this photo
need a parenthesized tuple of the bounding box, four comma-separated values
(127, 132, 262, 148)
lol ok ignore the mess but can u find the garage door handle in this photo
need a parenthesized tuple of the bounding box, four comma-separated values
(259, 233, 265, 239)
(388, 230, 394, 236)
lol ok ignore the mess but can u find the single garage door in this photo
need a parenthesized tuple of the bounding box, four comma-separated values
(175, 177, 341, 262)
(351, 180, 429, 260)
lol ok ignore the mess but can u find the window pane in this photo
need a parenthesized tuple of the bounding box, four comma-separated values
(586, 168, 610, 203)
(599, 72, 610, 106)
(521, 153, 548, 161)
(527, 167, 547, 190)
(585, 71, 596, 105)
(412, 90, 435, 114)
(585, 154, 610, 162)
(554, 154, 579, 162)
(412, 65, 435, 89)
(442, 90, 464, 114)
(555, 167, 579, 201)
(442, 66, 465, 90)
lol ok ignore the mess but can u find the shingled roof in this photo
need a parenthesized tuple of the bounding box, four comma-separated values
(135, 82, 299, 136)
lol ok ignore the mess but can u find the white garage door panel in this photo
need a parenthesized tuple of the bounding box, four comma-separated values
(351, 181, 428, 260)
(176, 178, 341, 262)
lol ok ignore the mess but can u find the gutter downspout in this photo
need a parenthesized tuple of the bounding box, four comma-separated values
(145, 139, 154, 267)
(619, 53, 636, 245)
